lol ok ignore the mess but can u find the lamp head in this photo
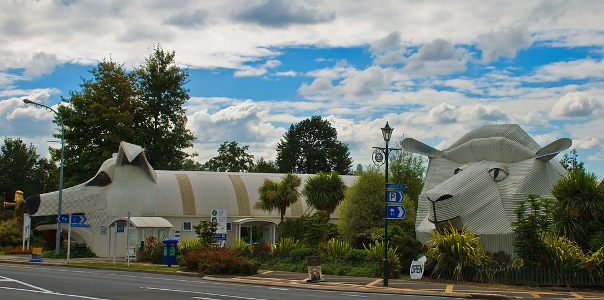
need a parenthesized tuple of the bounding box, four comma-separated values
(381, 122, 393, 142)
(23, 99, 33, 104)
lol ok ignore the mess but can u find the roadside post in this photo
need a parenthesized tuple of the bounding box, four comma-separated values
(22, 213, 31, 250)
(127, 212, 131, 266)
(67, 214, 90, 263)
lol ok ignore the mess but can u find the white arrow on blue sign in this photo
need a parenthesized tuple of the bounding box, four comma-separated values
(387, 205, 406, 219)
(58, 214, 69, 223)
(70, 215, 87, 224)
(387, 191, 404, 203)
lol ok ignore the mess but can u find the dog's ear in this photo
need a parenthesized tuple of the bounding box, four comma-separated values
(116, 141, 157, 183)
(535, 138, 572, 162)
(402, 138, 443, 157)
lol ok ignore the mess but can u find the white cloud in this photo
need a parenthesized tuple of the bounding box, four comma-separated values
(478, 26, 533, 62)
(550, 91, 602, 118)
(234, 59, 281, 77)
(402, 39, 469, 75)
(529, 59, 604, 82)
(234, 0, 335, 28)
(24, 52, 59, 78)
(275, 71, 297, 76)
(573, 136, 600, 149)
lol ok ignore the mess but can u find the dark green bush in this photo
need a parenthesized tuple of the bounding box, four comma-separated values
(344, 249, 367, 262)
(137, 236, 163, 264)
(289, 247, 314, 261)
(280, 218, 304, 241)
(589, 231, 604, 252)
(180, 248, 259, 275)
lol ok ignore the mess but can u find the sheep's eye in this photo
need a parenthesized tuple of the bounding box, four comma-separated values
(454, 168, 462, 175)
(86, 171, 112, 187)
(489, 168, 508, 181)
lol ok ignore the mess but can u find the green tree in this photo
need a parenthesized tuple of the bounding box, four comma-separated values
(512, 194, 552, 267)
(250, 157, 279, 173)
(338, 170, 385, 243)
(559, 149, 585, 172)
(133, 45, 195, 170)
(302, 171, 346, 217)
(54, 59, 137, 186)
(203, 141, 254, 172)
(193, 220, 218, 248)
(0, 138, 58, 201)
(551, 170, 604, 249)
(256, 173, 301, 225)
(276, 116, 352, 174)
(389, 142, 425, 210)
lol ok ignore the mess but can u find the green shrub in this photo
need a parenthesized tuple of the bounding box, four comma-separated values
(289, 247, 314, 261)
(179, 249, 202, 271)
(0, 219, 21, 248)
(512, 194, 551, 267)
(273, 237, 300, 257)
(580, 247, 604, 275)
(344, 248, 367, 262)
(251, 241, 273, 259)
(280, 218, 304, 241)
(589, 231, 604, 252)
(178, 239, 203, 257)
(231, 239, 252, 257)
(487, 251, 512, 267)
(197, 248, 259, 275)
(302, 210, 329, 247)
(364, 240, 400, 277)
(541, 233, 585, 269)
(138, 236, 163, 264)
(325, 238, 351, 260)
(426, 223, 487, 280)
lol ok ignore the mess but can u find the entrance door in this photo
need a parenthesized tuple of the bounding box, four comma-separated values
(240, 225, 266, 245)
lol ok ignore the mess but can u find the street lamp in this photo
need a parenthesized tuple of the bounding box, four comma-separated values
(371, 121, 400, 287)
(23, 98, 65, 255)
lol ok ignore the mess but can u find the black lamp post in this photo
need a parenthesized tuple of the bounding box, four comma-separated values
(381, 122, 393, 286)
(23, 99, 65, 255)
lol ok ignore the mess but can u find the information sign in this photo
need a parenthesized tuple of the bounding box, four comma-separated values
(387, 205, 406, 219)
(387, 191, 404, 203)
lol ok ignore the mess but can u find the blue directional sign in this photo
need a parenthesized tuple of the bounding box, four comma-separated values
(386, 183, 406, 190)
(213, 233, 226, 241)
(57, 214, 69, 224)
(116, 224, 125, 233)
(387, 205, 407, 219)
(71, 223, 91, 228)
(70, 215, 87, 224)
(387, 191, 404, 203)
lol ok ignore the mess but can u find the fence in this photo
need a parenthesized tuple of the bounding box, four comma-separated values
(436, 266, 604, 287)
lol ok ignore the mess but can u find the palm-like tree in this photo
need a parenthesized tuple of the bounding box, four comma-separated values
(256, 173, 301, 225)
(302, 171, 346, 217)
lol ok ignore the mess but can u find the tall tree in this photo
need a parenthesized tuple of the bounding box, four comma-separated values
(0, 138, 58, 201)
(559, 149, 585, 172)
(250, 157, 279, 173)
(302, 171, 346, 217)
(276, 116, 352, 174)
(54, 59, 137, 186)
(256, 173, 301, 225)
(133, 45, 195, 170)
(203, 141, 254, 172)
(389, 140, 426, 210)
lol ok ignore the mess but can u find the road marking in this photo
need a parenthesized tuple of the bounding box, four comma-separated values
(268, 287, 288, 291)
(529, 292, 542, 298)
(141, 286, 268, 300)
(570, 292, 584, 299)
(0, 286, 113, 300)
(444, 284, 454, 293)
(259, 270, 273, 275)
(192, 297, 222, 300)
(340, 292, 368, 297)
(0, 275, 52, 293)
(365, 279, 382, 287)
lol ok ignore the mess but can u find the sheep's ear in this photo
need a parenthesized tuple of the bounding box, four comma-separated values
(116, 141, 158, 183)
(535, 138, 572, 162)
(401, 138, 443, 157)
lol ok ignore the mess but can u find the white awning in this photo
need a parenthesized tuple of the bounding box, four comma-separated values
(107, 217, 173, 228)
(232, 218, 278, 225)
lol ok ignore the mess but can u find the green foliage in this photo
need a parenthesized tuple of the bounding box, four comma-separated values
(541, 233, 585, 269)
(0, 218, 21, 248)
(363, 240, 400, 277)
(0, 138, 58, 203)
(589, 231, 604, 252)
(42, 246, 96, 259)
(389, 143, 425, 211)
(580, 247, 604, 275)
(231, 239, 252, 257)
(133, 45, 195, 170)
(289, 247, 314, 261)
(302, 210, 329, 247)
(551, 170, 604, 249)
(344, 249, 367, 262)
(179, 248, 259, 275)
(325, 238, 352, 260)
(427, 224, 487, 280)
(303, 171, 346, 217)
(193, 220, 217, 248)
(512, 194, 551, 266)
(178, 239, 203, 257)
(559, 149, 585, 172)
(137, 236, 163, 264)
(251, 157, 279, 173)
(276, 116, 352, 174)
(251, 241, 273, 259)
(280, 217, 304, 240)
(256, 173, 301, 225)
(339, 170, 385, 243)
(203, 141, 254, 172)
(273, 237, 300, 257)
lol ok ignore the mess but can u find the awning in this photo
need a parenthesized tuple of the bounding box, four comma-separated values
(232, 218, 278, 225)
(107, 217, 173, 228)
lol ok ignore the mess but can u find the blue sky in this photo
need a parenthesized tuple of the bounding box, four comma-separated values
(1, 0, 603, 176)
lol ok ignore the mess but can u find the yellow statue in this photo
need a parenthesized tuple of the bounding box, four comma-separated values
(3, 190, 26, 227)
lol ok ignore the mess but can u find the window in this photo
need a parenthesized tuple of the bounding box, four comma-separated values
(182, 221, 192, 231)
(226, 222, 232, 231)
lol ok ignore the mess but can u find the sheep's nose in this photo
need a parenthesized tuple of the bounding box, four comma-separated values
(25, 194, 40, 215)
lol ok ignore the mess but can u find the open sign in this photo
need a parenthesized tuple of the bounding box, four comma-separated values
(410, 255, 427, 280)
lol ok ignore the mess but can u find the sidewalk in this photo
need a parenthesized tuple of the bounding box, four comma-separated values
(1, 255, 602, 299)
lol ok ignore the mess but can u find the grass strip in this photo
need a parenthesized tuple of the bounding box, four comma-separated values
(68, 262, 183, 273)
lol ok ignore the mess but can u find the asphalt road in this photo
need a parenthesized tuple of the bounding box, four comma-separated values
(0, 264, 463, 300)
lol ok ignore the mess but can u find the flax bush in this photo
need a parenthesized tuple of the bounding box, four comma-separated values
(426, 224, 487, 280)
(325, 238, 351, 260)
(273, 237, 300, 257)
(364, 240, 400, 277)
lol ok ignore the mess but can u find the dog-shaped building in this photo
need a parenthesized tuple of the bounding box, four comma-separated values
(25, 141, 356, 257)
(402, 124, 571, 254)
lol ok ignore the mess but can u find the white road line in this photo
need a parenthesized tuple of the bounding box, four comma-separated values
(0, 286, 113, 300)
(339, 292, 368, 297)
(141, 286, 268, 300)
(268, 287, 288, 291)
(191, 297, 222, 300)
(0, 275, 52, 293)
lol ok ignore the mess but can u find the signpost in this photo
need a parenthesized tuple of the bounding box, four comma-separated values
(211, 209, 227, 247)
(387, 205, 406, 219)
(22, 213, 31, 250)
(58, 214, 69, 224)
(387, 191, 404, 203)
(66, 214, 90, 263)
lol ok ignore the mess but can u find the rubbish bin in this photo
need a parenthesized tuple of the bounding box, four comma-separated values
(306, 256, 322, 282)
(162, 238, 179, 267)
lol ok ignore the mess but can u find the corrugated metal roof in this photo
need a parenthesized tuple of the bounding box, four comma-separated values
(108, 217, 173, 228)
